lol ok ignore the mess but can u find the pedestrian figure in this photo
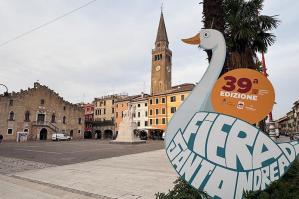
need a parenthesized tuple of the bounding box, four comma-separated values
(0, 134, 3, 143)
(290, 131, 294, 141)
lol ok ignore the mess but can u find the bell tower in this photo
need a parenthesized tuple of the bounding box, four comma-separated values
(151, 11, 172, 95)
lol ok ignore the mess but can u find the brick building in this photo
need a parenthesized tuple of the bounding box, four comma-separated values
(151, 12, 172, 95)
(0, 82, 84, 141)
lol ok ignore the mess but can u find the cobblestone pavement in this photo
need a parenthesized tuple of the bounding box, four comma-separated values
(0, 156, 55, 175)
(0, 140, 164, 166)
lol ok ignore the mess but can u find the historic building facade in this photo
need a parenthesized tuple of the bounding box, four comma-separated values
(83, 103, 94, 136)
(114, 95, 139, 133)
(131, 93, 150, 130)
(0, 82, 84, 141)
(148, 84, 194, 131)
(276, 100, 299, 133)
(94, 95, 118, 122)
(92, 95, 127, 139)
(148, 94, 167, 130)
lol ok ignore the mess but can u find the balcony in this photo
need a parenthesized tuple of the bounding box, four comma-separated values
(92, 120, 114, 127)
(32, 121, 59, 132)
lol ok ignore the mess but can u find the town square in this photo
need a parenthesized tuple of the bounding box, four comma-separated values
(0, 0, 298, 198)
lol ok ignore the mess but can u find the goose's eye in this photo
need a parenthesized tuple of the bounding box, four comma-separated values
(203, 32, 209, 38)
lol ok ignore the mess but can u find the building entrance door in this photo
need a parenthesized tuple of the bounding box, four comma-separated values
(40, 128, 47, 140)
(103, 130, 113, 140)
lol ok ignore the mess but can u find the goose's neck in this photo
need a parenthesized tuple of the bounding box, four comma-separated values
(202, 42, 226, 85)
(186, 39, 226, 112)
(165, 37, 226, 147)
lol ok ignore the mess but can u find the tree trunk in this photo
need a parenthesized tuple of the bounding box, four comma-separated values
(202, 0, 229, 76)
(228, 48, 257, 70)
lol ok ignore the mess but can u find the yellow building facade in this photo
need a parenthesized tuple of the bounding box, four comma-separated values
(94, 95, 119, 122)
(148, 84, 194, 131)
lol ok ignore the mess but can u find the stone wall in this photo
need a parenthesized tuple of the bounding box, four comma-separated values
(0, 82, 84, 141)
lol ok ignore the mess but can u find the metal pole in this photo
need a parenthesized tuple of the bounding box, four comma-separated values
(261, 51, 277, 141)
(261, 52, 274, 122)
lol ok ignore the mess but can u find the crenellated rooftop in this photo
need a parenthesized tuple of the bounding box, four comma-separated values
(0, 82, 82, 110)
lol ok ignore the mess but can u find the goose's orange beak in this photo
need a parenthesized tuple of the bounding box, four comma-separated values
(182, 33, 200, 45)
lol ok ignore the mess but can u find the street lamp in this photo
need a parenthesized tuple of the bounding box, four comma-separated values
(0, 84, 8, 96)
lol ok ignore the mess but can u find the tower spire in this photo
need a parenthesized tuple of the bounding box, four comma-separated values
(155, 11, 169, 45)
(151, 10, 172, 95)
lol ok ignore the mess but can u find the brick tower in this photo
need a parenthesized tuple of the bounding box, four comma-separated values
(151, 12, 172, 95)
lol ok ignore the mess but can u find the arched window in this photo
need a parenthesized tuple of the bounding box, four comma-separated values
(24, 111, 30, 122)
(9, 111, 14, 121)
(63, 116, 66, 124)
(51, 114, 56, 123)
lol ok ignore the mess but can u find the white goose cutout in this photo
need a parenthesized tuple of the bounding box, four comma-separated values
(165, 29, 226, 147)
(165, 29, 299, 199)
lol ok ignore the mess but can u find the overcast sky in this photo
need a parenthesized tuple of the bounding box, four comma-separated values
(0, 0, 298, 119)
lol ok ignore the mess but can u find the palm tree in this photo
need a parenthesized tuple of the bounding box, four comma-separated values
(223, 0, 279, 70)
(202, 0, 230, 75)
(202, 0, 225, 62)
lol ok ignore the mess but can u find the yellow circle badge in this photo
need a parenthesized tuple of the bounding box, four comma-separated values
(211, 69, 275, 124)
